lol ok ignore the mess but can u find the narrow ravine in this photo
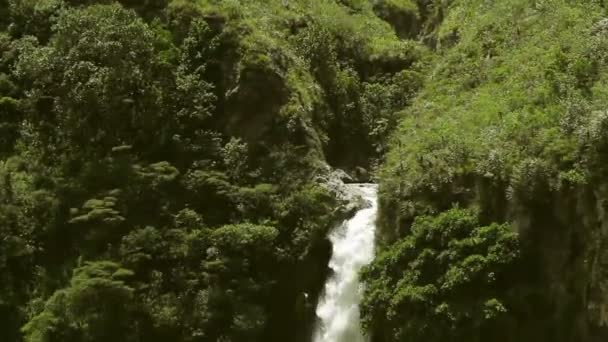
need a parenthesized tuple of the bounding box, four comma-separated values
(313, 183, 378, 342)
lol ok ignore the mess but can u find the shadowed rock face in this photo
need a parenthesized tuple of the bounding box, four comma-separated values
(316, 166, 369, 215)
(372, 0, 420, 40)
(225, 66, 288, 144)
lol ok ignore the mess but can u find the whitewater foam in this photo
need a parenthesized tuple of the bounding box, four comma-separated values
(313, 183, 378, 342)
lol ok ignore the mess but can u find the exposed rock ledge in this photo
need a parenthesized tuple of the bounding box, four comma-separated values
(315, 165, 372, 217)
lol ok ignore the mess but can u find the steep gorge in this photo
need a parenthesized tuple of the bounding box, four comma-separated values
(3, 0, 608, 342)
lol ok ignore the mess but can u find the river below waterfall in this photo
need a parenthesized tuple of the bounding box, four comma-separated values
(313, 183, 378, 342)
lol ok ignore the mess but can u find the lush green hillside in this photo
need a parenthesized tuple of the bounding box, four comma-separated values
(4, 0, 608, 341)
(367, 0, 608, 341)
(0, 0, 427, 341)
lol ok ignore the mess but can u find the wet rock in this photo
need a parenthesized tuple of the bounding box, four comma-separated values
(315, 164, 368, 217)
(353, 166, 370, 183)
(333, 168, 354, 183)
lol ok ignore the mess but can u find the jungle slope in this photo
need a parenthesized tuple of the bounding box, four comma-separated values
(366, 1, 608, 341)
(0, 1, 427, 342)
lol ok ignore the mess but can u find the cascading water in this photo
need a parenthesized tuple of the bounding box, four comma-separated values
(313, 183, 378, 342)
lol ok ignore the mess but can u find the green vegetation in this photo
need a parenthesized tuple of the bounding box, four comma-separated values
(371, 0, 608, 341)
(0, 0, 424, 341)
(362, 208, 520, 342)
(4, 0, 608, 341)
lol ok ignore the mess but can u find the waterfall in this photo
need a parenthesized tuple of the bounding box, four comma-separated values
(313, 183, 378, 342)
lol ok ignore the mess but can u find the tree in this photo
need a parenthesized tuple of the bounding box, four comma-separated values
(361, 208, 520, 342)
(7, 0, 63, 42)
(0, 96, 20, 155)
(22, 261, 136, 342)
(13, 4, 165, 159)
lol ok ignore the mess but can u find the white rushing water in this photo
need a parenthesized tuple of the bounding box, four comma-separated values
(313, 183, 378, 342)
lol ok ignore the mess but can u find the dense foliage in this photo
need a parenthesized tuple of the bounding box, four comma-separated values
(0, 0, 425, 341)
(6, 0, 608, 341)
(371, 0, 608, 341)
(362, 208, 520, 342)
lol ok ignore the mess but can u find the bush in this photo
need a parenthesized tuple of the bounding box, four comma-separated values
(361, 208, 520, 342)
